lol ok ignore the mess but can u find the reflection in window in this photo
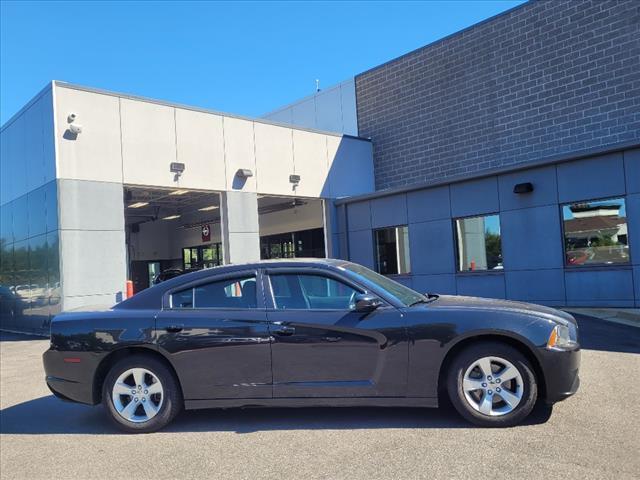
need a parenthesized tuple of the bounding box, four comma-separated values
(374, 226, 411, 275)
(270, 274, 359, 310)
(171, 276, 257, 309)
(563, 198, 629, 266)
(456, 215, 502, 271)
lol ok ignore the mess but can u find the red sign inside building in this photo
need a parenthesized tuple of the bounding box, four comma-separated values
(201, 224, 211, 242)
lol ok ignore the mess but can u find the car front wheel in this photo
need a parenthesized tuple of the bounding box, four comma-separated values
(102, 354, 182, 433)
(447, 341, 538, 427)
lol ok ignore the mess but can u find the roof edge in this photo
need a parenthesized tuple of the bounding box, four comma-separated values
(54, 81, 370, 142)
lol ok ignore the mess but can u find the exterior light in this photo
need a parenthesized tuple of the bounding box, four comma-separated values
(162, 214, 181, 220)
(169, 190, 189, 196)
(236, 168, 253, 178)
(513, 182, 534, 194)
(128, 202, 149, 209)
(198, 205, 219, 212)
(289, 174, 301, 186)
(170, 162, 185, 176)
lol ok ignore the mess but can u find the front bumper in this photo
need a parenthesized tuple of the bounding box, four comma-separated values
(538, 345, 581, 403)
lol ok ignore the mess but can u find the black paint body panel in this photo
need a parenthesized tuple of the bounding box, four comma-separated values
(43, 259, 580, 410)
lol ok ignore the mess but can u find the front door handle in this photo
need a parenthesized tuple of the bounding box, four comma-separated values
(272, 325, 295, 336)
(165, 324, 184, 333)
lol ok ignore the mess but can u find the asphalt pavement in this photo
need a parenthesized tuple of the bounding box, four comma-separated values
(1, 313, 639, 480)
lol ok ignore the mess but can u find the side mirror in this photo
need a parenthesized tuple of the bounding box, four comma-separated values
(353, 293, 383, 313)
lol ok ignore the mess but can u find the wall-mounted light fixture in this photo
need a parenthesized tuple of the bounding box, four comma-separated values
(289, 174, 301, 187)
(236, 168, 253, 178)
(170, 162, 185, 179)
(513, 182, 534, 194)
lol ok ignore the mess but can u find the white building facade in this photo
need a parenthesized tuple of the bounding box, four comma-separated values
(0, 81, 374, 333)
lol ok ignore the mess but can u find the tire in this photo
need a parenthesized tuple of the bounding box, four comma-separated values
(102, 354, 183, 433)
(446, 341, 537, 427)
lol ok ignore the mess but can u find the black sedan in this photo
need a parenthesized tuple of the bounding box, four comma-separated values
(43, 259, 580, 432)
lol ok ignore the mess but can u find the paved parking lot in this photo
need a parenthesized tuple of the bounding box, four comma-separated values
(1, 314, 639, 480)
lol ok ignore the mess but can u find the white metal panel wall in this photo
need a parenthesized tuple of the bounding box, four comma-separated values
(292, 130, 329, 198)
(53, 83, 372, 200)
(223, 116, 257, 192)
(121, 99, 177, 187)
(54, 87, 123, 184)
(175, 108, 226, 191)
(262, 78, 358, 136)
(254, 122, 294, 195)
(327, 136, 375, 198)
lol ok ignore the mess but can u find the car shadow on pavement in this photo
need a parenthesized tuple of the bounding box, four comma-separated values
(0, 396, 553, 435)
(0, 331, 46, 342)
(572, 314, 640, 354)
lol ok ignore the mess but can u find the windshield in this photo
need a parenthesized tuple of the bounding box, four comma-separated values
(339, 262, 429, 307)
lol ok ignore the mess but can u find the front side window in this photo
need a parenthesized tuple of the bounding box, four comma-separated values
(455, 215, 503, 271)
(374, 226, 411, 275)
(170, 275, 257, 309)
(562, 198, 630, 266)
(270, 273, 360, 310)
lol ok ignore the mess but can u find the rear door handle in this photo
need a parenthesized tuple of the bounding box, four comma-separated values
(272, 325, 295, 336)
(165, 324, 184, 333)
(323, 336, 341, 342)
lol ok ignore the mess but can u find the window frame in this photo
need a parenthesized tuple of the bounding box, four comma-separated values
(453, 212, 504, 274)
(560, 195, 632, 269)
(162, 269, 263, 310)
(264, 267, 373, 312)
(372, 224, 412, 276)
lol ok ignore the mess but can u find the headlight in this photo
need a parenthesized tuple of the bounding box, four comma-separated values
(547, 324, 577, 350)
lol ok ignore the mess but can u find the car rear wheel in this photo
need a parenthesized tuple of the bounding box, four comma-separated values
(447, 341, 537, 427)
(102, 355, 182, 433)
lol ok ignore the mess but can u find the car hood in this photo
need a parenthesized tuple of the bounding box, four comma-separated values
(429, 295, 577, 326)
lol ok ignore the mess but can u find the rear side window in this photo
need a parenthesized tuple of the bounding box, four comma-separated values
(171, 289, 193, 308)
(170, 276, 257, 309)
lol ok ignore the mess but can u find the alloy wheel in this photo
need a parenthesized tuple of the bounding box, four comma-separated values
(462, 356, 524, 416)
(111, 367, 164, 423)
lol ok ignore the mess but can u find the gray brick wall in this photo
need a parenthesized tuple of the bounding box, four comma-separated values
(356, 0, 640, 190)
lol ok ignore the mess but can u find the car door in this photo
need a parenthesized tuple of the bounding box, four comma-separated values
(156, 270, 272, 400)
(264, 267, 407, 398)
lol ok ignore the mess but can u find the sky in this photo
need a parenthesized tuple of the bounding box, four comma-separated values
(0, 0, 525, 124)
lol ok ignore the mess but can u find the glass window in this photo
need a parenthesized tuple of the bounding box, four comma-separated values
(374, 226, 411, 275)
(171, 288, 193, 309)
(562, 198, 630, 266)
(339, 262, 427, 307)
(171, 276, 257, 309)
(270, 273, 360, 310)
(195, 276, 257, 308)
(260, 228, 325, 260)
(455, 215, 503, 271)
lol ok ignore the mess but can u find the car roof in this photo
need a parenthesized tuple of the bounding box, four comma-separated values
(114, 258, 351, 310)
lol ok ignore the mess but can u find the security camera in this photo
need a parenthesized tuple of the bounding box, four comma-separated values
(67, 113, 77, 123)
(69, 123, 83, 134)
